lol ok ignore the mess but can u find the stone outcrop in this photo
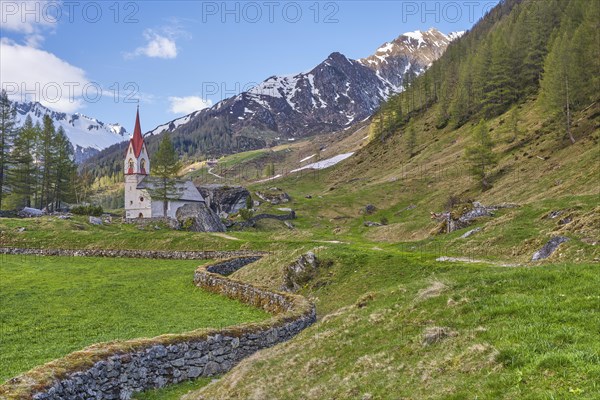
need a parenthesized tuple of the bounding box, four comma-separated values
(431, 202, 519, 235)
(175, 203, 226, 232)
(18, 207, 44, 218)
(0, 257, 316, 400)
(283, 252, 319, 292)
(531, 236, 570, 261)
(197, 185, 251, 216)
(255, 189, 291, 205)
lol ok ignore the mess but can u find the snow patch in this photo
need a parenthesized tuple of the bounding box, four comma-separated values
(291, 152, 354, 172)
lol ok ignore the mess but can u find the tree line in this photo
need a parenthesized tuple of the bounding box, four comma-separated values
(0, 91, 78, 211)
(370, 0, 599, 190)
(371, 0, 599, 143)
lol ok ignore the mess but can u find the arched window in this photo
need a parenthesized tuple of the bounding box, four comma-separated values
(128, 159, 134, 174)
(140, 159, 146, 174)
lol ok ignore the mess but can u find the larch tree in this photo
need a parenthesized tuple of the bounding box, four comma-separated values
(464, 119, 497, 190)
(150, 134, 181, 217)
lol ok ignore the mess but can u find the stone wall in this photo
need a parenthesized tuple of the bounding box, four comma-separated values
(0, 247, 265, 260)
(0, 256, 315, 400)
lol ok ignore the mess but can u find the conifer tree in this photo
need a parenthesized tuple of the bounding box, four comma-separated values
(39, 115, 57, 209)
(52, 127, 76, 210)
(150, 134, 181, 217)
(464, 120, 497, 190)
(9, 115, 37, 207)
(0, 90, 17, 209)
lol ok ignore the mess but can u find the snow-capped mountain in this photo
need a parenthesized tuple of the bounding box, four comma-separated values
(148, 28, 462, 145)
(359, 28, 465, 90)
(14, 102, 129, 163)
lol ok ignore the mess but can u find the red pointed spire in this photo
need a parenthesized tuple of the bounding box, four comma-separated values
(131, 106, 145, 158)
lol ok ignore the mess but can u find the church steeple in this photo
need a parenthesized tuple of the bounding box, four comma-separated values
(125, 106, 149, 175)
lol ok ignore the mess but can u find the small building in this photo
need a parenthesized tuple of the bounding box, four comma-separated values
(124, 109, 205, 219)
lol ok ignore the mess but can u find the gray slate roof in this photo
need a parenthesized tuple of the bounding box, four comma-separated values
(137, 177, 204, 202)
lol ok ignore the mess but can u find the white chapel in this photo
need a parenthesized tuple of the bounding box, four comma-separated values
(124, 109, 205, 219)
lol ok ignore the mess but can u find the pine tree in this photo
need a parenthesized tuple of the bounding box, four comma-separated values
(52, 127, 76, 210)
(150, 134, 181, 217)
(507, 106, 521, 143)
(39, 115, 57, 210)
(540, 32, 578, 144)
(482, 34, 517, 118)
(9, 115, 37, 207)
(0, 90, 17, 209)
(464, 119, 497, 190)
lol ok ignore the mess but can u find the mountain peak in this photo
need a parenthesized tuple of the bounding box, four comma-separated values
(140, 27, 457, 158)
(13, 100, 128, 163)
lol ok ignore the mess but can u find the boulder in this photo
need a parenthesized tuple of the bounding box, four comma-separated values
(363, 221, 382, 227)
(18, 207, 44, 217)
(283, 251, 319, 292)
(176, 203, 226, 232)
(532, 236, 569, 261)
(89, 216, 103, 225)
(362, 204, 377, 215)
(461, 227, 481, 238)
(197, 184, 251, 215)
(255, 190, 291, 205)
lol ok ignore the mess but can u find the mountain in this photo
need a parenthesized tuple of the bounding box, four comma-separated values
(148, 28, 461, 141)
(359, 28, 463, 89)
(85, 28, 461, 178)
(14, 102, 129, 163)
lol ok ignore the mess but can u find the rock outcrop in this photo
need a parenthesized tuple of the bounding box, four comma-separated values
(176, 203, 226, 232)
(197, 185, 251, 216)
(283, 251, 319, 292)
(255, 189, 291, 205)
(531, 236, 570, 261)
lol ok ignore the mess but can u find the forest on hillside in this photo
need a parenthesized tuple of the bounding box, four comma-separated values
(371, 0, 599, 145)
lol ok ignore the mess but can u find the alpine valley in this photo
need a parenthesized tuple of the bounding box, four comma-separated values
(1, 1, 599, 399)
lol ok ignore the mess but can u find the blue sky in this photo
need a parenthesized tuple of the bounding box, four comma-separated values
(1, 0, 500, 133)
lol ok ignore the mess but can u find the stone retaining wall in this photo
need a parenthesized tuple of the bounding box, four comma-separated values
(0, 256, 315, 400)
(0, 247, 265, 260)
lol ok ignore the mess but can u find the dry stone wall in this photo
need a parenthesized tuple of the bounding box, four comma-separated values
(0, 256, 315, 400)
(0, 247, 265, 260)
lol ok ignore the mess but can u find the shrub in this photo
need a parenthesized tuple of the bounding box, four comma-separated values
(182, 218, 195, 231)
(71, 205, 103, 216)
(239, 209, 254, 221)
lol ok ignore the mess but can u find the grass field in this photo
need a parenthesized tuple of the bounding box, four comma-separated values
(193, 246, 600, 400)
(0, 255, 269, 382)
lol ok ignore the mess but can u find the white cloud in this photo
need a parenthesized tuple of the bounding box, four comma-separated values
(0, 39, 89, 113)
(168, 96, 212, 114)
(1, 0, 56, 48)
(126, 30, 178, 59)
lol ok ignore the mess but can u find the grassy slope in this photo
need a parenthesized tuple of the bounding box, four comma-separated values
(0, 97, 597, 397)
(193, 247, 600, 399)
(184, 99, 599, 399)
(0, 256, 269, 382)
